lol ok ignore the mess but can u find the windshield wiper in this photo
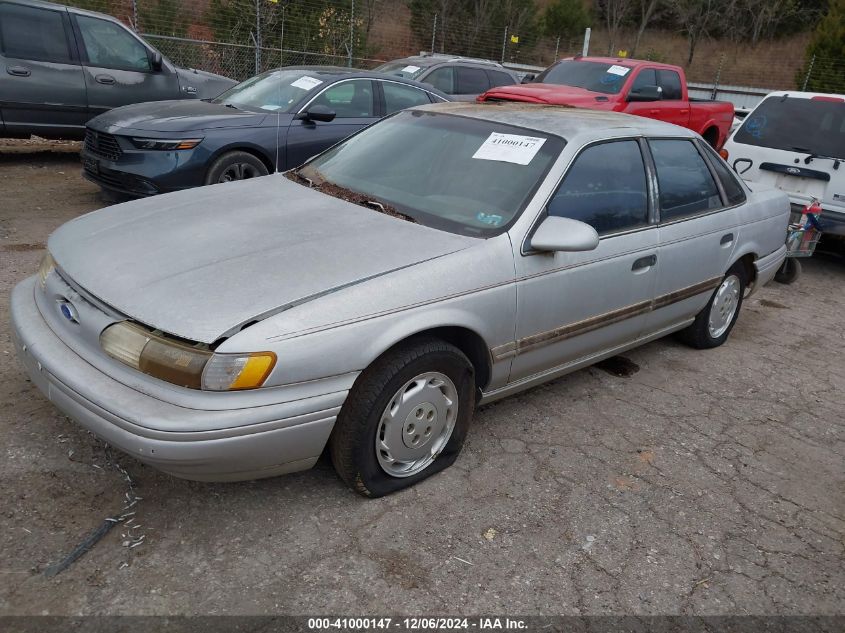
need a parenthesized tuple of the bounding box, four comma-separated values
(792, 147, 842, 168)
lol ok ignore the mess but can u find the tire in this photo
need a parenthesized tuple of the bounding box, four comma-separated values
(679, 262, 747, 350)
(774, 258, 801, 285)
(329, 337, 476, 498)
(204, 151, 269, 185)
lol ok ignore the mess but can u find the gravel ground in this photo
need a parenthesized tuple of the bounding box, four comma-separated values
(0, 142, 843, 617)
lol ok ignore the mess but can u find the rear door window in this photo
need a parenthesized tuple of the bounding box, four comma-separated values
(424, 66, 455, 94)
(456, 67, 490, 94)
(0, 3, 74, 63)
(76, 15, 150, 71)
(650, 139, 722, 220)
(733, 96, 845, 160)
(381, 81, 432, 115)
(486, 69, 515, 88)
(657, 70, 683, 100)
(548, 140, 650, 235)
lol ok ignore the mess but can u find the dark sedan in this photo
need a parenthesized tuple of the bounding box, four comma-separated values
(80, 67, 448, 197)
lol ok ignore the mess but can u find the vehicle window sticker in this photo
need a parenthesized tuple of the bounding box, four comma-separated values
(291, 76, 323, 91)
(472, 132, 546, 165)
(402, 65, 421, 73)
(745, 115, 767, 138)
(476, 212, 504, 226)
(606, 65, 630, 76)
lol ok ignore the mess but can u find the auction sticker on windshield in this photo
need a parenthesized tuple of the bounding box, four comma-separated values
(472, 133, 547, 165)
(291, 76, 323, 90)
(402, 65, 421, 73)
(607, 64, 630, 76)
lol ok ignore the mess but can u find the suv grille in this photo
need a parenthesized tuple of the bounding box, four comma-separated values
(84, 129, 123, 161)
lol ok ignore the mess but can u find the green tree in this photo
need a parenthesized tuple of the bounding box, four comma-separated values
(541, 0, 589, 40)
(799, 0, 845, 92)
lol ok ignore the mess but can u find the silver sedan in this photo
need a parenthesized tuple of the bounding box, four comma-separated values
(11, 103, 790, 496)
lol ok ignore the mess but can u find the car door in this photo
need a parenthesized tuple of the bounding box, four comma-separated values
(654, 69, 690, 128)
(509, 139, 659, 382)
(71, 13, 179, 118)
(453, 66, 491, 101)
(0, 1, 87, 137)
(644, 138, 740, 334)
(285, 79, 378, 169)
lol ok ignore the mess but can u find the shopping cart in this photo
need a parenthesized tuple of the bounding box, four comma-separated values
(775, 200, 823, 284)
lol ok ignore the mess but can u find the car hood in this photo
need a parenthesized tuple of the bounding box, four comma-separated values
(89, 99, 278, 133)
(482, 83, 614, 107)
(174, 66, 236, 100)
(48, 175, 475, 344)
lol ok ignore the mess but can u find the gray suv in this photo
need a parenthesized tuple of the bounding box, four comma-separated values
(374, 55, 519, 101)
(0, 0, 235, 139)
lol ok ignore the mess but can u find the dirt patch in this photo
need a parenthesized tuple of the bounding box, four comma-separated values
(595, 355, 641, 377)
(759, 299, 789, 309)
(2, 243, 46, 252)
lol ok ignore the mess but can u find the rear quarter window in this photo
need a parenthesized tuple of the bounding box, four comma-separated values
(701, 143, 747, 206)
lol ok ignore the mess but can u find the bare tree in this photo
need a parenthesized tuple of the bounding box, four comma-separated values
(631, 0, 662, 57)
(596, 0, 635, 55)
(674, 0, 717, 65)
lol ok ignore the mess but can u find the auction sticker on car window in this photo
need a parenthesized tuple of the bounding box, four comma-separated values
(606, 65, 630, 76)
(472, 133, 546, 165)
(402, 65, 421, 73)
(291, 76, 323, 90)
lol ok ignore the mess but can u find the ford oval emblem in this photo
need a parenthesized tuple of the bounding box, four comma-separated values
(58, 300, 79, 324)
(787, 167, 800, 175)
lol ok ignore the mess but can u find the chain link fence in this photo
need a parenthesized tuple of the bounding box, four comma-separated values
(66, 0, 845, 93)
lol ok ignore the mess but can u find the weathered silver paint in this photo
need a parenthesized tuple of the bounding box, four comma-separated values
(11, 103, 791, 481)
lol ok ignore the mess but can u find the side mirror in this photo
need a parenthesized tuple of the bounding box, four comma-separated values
(521, 73, 536, 84)
(150, 50, 163, 72)
(296, 104, 336, 123)
(627, 85, 662, 102)
(530, 216, 599, 252)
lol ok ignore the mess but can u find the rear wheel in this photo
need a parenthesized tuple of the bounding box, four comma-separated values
(329, 338, 475, 498)
(204, 151, 269, 185)
(774, 258, 801, 285)
(679, 262, 746, 349)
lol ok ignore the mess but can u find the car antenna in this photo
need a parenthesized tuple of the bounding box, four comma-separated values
(275, 64, 282, 174)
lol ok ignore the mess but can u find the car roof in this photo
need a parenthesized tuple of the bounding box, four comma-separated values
(410, 101, 698, 140)
(262, 66, 450, 96)
(761, 90, 845, 101)
(384, 55, 516, 73)
(561, 56, 682, 72)
(13, 0, 124, 20)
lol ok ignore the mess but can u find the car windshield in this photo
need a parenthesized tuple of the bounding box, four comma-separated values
(535, 60, 631, 95)
(212, 69, 331, 112)
(734, 95, 845, 160)
(298, 110, 564, 237)
(373, 61, 426, 79)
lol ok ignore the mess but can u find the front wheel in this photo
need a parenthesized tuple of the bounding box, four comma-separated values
(204, 151, 269, 185)
(329, 338, 475, 498)
(679, 263, 746, 349)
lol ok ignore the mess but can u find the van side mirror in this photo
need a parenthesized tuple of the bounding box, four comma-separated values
(627, 85, 662, 102)
(530, 216, 599, 252)
(296, 104, 337, 123)
(150, 50, 163, 71)
(521, 73, 536, 84)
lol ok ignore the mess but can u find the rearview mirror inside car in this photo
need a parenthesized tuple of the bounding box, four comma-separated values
(627, 85, 662, 102)
(150, 50, 163, 72)
(296, 104, 337, 123)
(530, 216, 599, 252)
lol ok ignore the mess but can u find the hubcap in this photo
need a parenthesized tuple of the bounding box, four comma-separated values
(708, 274, 740, 338)
(218, 163, 261, 183)
(375, 372, 459, 478)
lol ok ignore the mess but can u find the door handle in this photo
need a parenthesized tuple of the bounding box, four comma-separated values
(7, 65, 31, 77)
(95, 74, 116, 85)
(720, 233, 734, 246)
(632, 254, 657, 270)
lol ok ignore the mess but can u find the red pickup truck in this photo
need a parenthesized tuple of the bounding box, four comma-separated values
(478, 57, 734, 148)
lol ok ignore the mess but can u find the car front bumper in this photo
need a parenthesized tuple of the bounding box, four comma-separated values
(11, 277, 348, 482)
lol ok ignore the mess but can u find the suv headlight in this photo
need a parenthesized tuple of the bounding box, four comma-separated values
(130, 138, 202, 151)
(100, 322, 275, 391)
(38, 252, 55, 289)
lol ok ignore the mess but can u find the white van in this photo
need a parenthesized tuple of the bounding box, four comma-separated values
(723, 91, 845, 236)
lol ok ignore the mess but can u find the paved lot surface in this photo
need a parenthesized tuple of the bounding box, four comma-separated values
(1, 143, 843, 616)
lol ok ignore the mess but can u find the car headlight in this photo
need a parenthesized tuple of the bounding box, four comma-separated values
(38, 252, 55, 289)
(130, 138, 202, 151)
(100, 322, 276, 391)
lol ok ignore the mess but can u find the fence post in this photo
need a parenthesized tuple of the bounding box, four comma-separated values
(255, 0, 261, 75)
(348, 0, 354, 67)
(582, 27, 591, 57)
(501, 25, 508, 63)
(554, 35, 560, 60)
(430, 13, 437, 55)
(711, 53, 725, 100)
(280, 4, 286, 67)
(131, 0, 138, 32)
(802, 54, 815, 91)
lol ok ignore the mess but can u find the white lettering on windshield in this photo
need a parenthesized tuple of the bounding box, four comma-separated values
(472, 132, 547, 165)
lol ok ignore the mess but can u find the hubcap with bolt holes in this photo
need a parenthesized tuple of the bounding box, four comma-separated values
(218, 163, 262, 183)
(708, 274, 740, 339)
(376, 372, 458, 478)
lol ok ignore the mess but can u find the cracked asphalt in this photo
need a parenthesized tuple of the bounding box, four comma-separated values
(1, 143, 843, 616)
